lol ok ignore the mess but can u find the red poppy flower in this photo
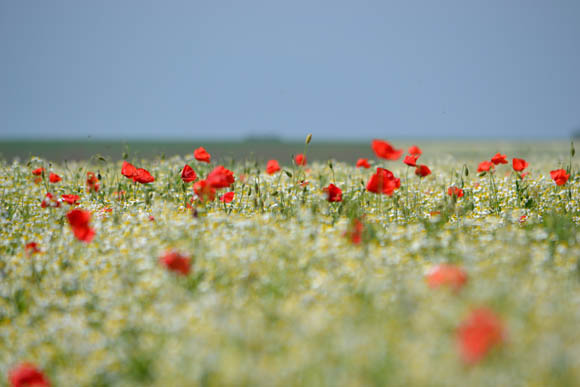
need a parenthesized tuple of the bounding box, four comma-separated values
(426, 264, 468, 291)
(415, 165, 431, 177)
(31, 167, 45, 176)
(48, 173, 61, 183)
(371, 139, 403, 160)
(519, 215, 527, 224)
(9, 363, 50, 387)
(457, 308, 505, 365)
(447, 186, 464, 198)
(134, 168, 155, 184)
(121, 161, 137, 179)
(41, 193, 60, 208)
(194, 147, 211, 163)
(550, 169, 569, 186)
(86, 172, 100, 192)
(299, 180, 309, 187)
(266, 160, 281, 175)
(66, 209, 95, 243)
(408, 145, 422, 156)
(193, 179, 216, 202)
(61, 194, 80, 205)
(160, 250, 191, 275)
(207, 166, 235, 189)
(149, 215, 155, 221)
(295, 153, 307, 166)
(219, 191, 235, 203)
(323, 183, 342, 202)
(356, 158, 371, 168)
(181, 164, 197, 183)
(344, 218, 364, 244)
(403, 154, 419, 167)
(512, 158, 528, 172)
(366, 168, 401, 195)
(491, 153, 508, 165)
(477, 161, 494, 173)
(25, 242, 41, 254)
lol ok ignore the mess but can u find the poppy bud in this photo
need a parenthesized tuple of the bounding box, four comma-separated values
(571, 141, 575, 157)
(305, 133, 312, 144)
(284, 170, 293, 178)
(328, 161, 333, 170)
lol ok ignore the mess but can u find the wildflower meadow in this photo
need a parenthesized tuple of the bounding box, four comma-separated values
(1, 138, 579, 386)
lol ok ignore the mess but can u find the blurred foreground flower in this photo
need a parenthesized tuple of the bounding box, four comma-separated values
(426, 264, 467, 291)
(9, 363, 50, 387)
(67, 209, 95, 243)
(457, 308, 505, 365)
(160, 250, 191, 275)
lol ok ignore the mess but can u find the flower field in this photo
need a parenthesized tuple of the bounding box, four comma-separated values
(1, 139, 579, 386)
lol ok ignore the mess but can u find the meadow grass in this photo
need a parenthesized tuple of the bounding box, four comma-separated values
(0, 140, 579, 386)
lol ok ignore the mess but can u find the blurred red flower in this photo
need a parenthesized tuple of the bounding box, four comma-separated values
(356, 158, 370, 168)
(86, 172, 100, 192)
(207, 166, 235, 189)
(512, 158, 528, 172)
(41, 193, 60, 208)
(193, 179, 216, 202)
(371, 139, 403, 160)
(415, 165, 431, 177)
(550, 169, 570, 186)
(457, 308, 505, 365)
(61, 194, 80, 205)
(219, 191, 235, 203)
(48, 173, 61, 183)
(426, 264, 468, 291)
(477, 161, 494, 173)
(9, 363, 50, 387)
(31, 167, 45, 176)
(194, 147, 211, 163)
(344, 218, 364, 244)
(66, 209, 95, 243)
(181, 164, 197, 183)
(491, 153, 508, 165)
(266, 160, 281, 175)
(408, 145, 422, 156)
(160, 250, 191, 275)
(295, 153, 307, 166)
(447, 186, 464, 198)
(403, 154, 419, 167)
(323, 183, 342, 202)
(25, 242, 41, 255)
(366, 168, 400, 195)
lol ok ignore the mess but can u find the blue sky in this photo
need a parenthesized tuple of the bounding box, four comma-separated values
(1, 0, 579, 140)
